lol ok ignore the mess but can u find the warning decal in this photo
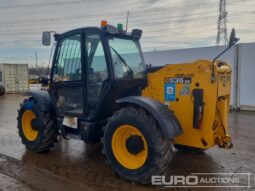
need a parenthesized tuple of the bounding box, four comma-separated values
(164, 84, 176, 101)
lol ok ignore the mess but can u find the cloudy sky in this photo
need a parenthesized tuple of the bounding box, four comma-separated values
(0, 0, 254, 66)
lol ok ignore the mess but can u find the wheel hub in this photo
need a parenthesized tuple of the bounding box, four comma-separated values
(31, 118, 40, 131)
(111, 124, 148, 169)
(125, 135, 144, 155)
(21, 110, 39, 141)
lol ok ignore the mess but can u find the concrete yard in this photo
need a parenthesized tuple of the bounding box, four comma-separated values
(0, 94, 254, 191)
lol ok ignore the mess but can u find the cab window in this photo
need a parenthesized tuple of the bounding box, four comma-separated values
(54, 34, 81, 82)
(109, 37, 145, 79)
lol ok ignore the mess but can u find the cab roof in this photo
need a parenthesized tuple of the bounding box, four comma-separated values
(54, 25, 142, 41)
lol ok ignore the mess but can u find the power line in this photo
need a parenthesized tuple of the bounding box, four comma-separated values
(0, 9, 253, 34)
(0, 0, 90, 10)
(0, 11, 252, 36)
(0, 10, 231, 32)
(0, 1, 213, 10)
(0, 1, 254, 49)
(0, 6, 217, 26)
(0, 18, 217, 35)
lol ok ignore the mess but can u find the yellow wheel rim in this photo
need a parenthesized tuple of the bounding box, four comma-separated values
(112, 125, 148, 170)
(21, 110, 39, 141)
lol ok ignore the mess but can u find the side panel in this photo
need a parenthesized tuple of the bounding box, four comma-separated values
(16, 64, 29, 92)
(142, 60, 224, 149)
(143, 46, 237, 108)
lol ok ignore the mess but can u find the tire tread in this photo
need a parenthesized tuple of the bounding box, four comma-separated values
(101, 106, 174, 184)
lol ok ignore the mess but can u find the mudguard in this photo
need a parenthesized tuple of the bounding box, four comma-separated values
(23, 90, 54, 112)
(116, 96, 183, 139)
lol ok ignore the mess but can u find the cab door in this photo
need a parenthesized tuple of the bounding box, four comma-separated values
(49, 31, 86, 117)
(84, 29, 110, 113)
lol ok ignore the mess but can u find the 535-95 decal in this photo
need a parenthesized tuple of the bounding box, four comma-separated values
(164, 77, 192, 84)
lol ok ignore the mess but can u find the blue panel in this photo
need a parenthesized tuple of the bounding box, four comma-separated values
(164, 83, 176, 101)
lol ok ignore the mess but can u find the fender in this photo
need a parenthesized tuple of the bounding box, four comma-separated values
(116, 96, 183, 139)
(23, 90, 54, 112)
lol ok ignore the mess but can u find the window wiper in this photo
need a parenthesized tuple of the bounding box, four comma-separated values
(110, 46, 133, 75)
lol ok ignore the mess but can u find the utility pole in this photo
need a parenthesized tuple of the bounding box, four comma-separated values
(35, 50, 38, 76)
(126, 11, 129, 32)
(216, 0, 228, 45)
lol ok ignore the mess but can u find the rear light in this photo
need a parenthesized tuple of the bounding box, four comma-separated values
(101, 20, 108, 27)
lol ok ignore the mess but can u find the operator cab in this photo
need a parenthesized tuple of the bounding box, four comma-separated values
(43, 21, 147, 123)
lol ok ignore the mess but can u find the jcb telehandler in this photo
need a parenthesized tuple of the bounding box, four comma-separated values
(17, 21, 239, 184)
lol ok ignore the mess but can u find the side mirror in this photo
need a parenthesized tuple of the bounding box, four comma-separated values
(228, 28, 240, 48)
(211, 28, 240, 83)
(38, 76, 49, 86)
(42, 32, 51, 46)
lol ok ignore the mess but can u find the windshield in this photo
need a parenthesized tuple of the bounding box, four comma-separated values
(108, 37, 145, 79)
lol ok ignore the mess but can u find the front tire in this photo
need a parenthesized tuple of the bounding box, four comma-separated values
(101, 107, 173, 184)
(17, 97, 58, 152)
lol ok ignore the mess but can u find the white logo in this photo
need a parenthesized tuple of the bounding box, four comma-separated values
(151, 173, 252, 188)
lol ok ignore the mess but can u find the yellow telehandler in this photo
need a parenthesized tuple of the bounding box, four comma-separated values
(17, 21, 239, 184)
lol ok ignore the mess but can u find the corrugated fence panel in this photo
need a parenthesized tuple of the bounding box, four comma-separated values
(238, 43, 255, 110)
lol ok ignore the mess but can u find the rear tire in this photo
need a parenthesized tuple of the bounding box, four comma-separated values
(0, 85, 5, 96)
(101, 107, 173, 184)
(17, 97, 58, 153)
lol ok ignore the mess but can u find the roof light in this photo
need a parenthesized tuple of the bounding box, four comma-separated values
(101, 20, 108, 27)
(117, 23, 123, 30)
